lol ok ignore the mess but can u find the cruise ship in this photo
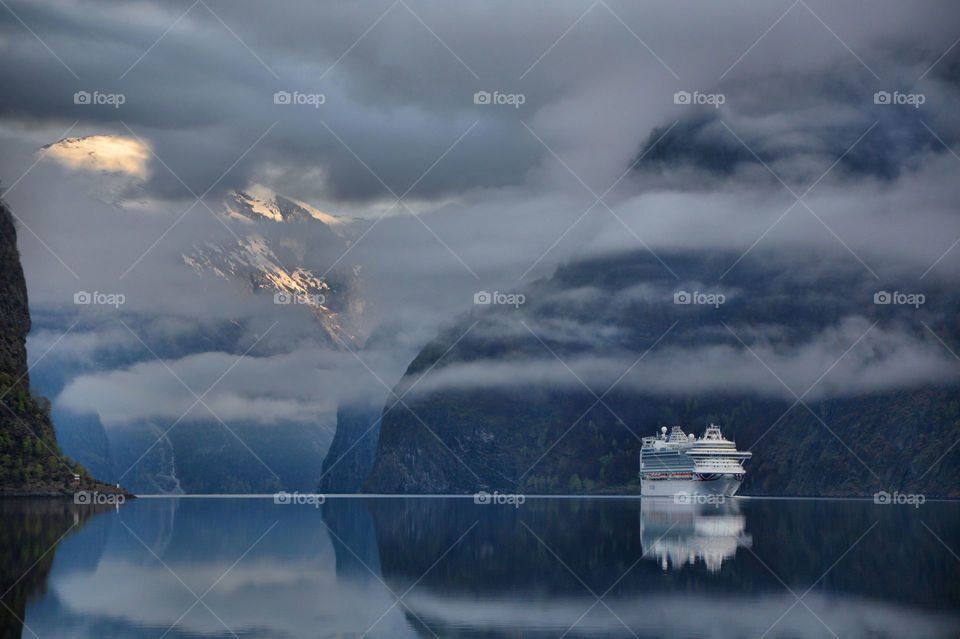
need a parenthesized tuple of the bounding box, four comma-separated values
(640, 424, 751, 497)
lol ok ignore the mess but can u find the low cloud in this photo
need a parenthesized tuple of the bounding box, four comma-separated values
(402, 318, 960, 401)
(57, 348, 338, 427)
(4, 0, 960, 457)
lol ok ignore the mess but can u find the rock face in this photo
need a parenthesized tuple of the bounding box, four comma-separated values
(319, 399, 384, 493)
(364, 250, 960, 497)
(318, 318, 425, 494)
(0, 202, 123, 495)
(0, 204, 30, 382)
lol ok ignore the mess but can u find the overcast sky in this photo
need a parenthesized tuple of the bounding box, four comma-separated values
(2, 0, 959, 430)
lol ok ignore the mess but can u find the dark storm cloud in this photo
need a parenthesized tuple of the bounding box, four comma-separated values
(3, 0, 960, 417)
(0, 0, 545, 201)
(633, 68, 960, 188)
(3, 0, 956, 204)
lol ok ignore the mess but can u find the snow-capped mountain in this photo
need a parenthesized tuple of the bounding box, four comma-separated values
(183, 185, 369, 347)
(224, 184, 347, 228)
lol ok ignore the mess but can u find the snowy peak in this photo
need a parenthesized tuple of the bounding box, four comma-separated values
(183, 233, 363, 346)
(225, 184, 344, 227)
(184, 234, 328, 298)
(183, 228, 365, 348)
(182, 184, 369, 347)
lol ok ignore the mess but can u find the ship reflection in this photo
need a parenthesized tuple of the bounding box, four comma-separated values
(640, 498, 751, 572)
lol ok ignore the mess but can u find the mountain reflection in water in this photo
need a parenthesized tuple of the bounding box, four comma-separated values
(2, 496, 957, 639)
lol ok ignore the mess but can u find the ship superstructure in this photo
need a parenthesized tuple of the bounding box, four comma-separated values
(640, 424, 751, 497)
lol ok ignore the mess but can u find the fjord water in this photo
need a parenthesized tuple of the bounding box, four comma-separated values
(5, 498, 959, 638)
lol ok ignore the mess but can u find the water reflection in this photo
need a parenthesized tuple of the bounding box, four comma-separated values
(0, 500, 110, 639)
(369, 498, 960, 638)
(3, 497, 958, 638)
(639, 498, 750, 572)
(22, 498, 415, 639)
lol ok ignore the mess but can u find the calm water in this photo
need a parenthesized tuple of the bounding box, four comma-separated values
(2, 497, 958, 638)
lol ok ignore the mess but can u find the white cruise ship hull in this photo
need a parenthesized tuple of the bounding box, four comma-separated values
(641, 475, 743, 497)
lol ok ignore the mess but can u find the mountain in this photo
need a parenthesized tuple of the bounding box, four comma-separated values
(364, 249, 960, 496)
(224, 185, 347, 227)
(22, 143, 372, 494)
(42, 307, 341, 495)
(28, 311, 337, 495)
(319, 320, 429, 494)
(319, 398, 383, 493)
(183, 184, 368, 347)
(0, 200, 125, 496)
(37, 184, 367, 494)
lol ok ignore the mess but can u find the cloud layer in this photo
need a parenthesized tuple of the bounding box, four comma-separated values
(3, 0, 959, 456)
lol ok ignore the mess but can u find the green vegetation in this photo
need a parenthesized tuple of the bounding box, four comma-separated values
(0, 359, 111, 496)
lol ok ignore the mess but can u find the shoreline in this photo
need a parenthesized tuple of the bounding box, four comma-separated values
(8, 493, 947, 502)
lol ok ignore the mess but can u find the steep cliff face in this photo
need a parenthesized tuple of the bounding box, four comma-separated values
(0, 203, 30, 383)
(318, 399, 383, 493)
(364, 250, 960, 497)
(0, 202, 123, 495)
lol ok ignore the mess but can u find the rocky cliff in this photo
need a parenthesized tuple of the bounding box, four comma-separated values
(319, 398, 383, 493)
(0, 201, 125, 496)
